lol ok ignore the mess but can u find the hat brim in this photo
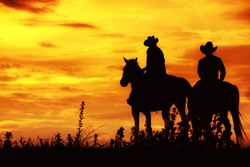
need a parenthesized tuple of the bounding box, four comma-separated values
(200, 45, 217, 54)
(144, 37, 158, 46)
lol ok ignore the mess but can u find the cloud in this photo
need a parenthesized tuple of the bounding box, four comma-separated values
(113, 49, 137, 53)
(220, 3, 250, 24)
(99, 33, 125, 38)
(0, 0, 59, 13)
(0, 62, 22, 70)
(107, 65, 123, 71)
(177, 44, 250, 67)
(60, 86, 78, 92)
(39, 41, 57, 48)
(0, 75, 17, 82)
(86, 0, 182, 9)
(20, 18, 97, 30)
(0, 95, 40, 112)
(58, 23, 97, 29)
(216, 45, 250, 66)
(20, 17, 53, 26)
(233, 8, 250, 22)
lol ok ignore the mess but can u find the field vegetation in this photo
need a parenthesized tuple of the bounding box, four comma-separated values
(0, 101, 249, 165)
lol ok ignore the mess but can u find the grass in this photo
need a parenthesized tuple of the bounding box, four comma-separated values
(0, 101, 249, 165)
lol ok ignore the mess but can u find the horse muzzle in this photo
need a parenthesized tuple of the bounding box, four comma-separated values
(120, 79, 129, 87)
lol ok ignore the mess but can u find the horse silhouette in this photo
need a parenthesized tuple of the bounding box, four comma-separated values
(188, 81, 248, 147)
(120, 57, 191, 139)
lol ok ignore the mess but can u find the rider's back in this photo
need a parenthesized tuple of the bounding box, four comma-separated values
(198, 55, 225, 83)
(146, 45, 166, 79)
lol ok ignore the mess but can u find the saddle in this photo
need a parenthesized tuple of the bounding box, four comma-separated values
(191, 80, 224, 108)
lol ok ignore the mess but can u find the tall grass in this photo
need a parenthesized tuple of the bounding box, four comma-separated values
(0, 102, 247, 151)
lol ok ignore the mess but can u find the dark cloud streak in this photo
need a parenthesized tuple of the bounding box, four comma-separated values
(58, 23, 97, 29)
(99, 33, 124, 38)
(234, 8, 250, 22)
(113, 49, 137, 53)
(222, 7, 250, 24)
(39, 41, 57, 48)
(0, 0, 59, 13)
(0, 75, 17, 82)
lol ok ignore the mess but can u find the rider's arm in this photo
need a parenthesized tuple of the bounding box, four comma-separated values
(219, 58, 226, 81)
(197, 60, 204, 80)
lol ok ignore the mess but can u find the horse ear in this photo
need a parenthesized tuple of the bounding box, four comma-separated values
(123, 57, 128, 63)
(135, 57, 138, 61)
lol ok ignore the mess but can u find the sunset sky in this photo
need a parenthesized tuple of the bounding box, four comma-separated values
(0, 0, 250, 147)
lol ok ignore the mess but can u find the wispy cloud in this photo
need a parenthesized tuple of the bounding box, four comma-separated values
(0, 0, 59, 13)
(39, 41, 58, 48)
(0, 62, 22, 70)
(0, 75, 17, 82)
(113, 49, 137, 53)
(58, 23, 97, 29)
(20, 18, 53, 26)
(217, 45, 250, 66)
(232, 8, 250, 22)
(99, 33, 125, 38)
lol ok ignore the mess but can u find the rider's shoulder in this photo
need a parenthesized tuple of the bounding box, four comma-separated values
(209, 54, 221, 59)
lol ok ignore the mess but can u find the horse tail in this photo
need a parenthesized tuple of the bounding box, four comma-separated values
(230, 84, 248, 145)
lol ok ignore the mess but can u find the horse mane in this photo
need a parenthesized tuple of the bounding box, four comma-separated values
(126, 58, 143, 74)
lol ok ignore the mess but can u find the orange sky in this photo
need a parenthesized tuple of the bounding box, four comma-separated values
(0, 0, 250, 147)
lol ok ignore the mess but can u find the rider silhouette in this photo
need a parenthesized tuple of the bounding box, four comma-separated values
(198, 41, 226, 83)
(127, 35, 167, 109)
(193, 41, 226, 95)
(142, 35, 167, 79)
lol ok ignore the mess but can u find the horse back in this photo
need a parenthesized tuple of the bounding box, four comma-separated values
(166, 74, 192, 97)
(222, 81, 239, 106)
(188, 80, 239, 115)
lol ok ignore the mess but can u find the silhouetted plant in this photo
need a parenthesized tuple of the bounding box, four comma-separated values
(38, 136, 51, 148)
(92, 134, 99, 148)
(73, 101, 105, 148)
(66, 134, 74, 148)
(109, 127, 129, 149)
(0, 101, 245, 152)
(210, 114, 235, 149)
(19, 137, 34, 149)
(3, 132, 13, 150)
(50, 133, 64, 148)
(74, 101, 85, 147)
(175, 120, 192, 147)
(129, 126, 137, 145)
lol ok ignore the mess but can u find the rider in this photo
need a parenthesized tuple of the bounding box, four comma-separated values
(127, 35, 167, 109)
(142, 35, 167, 80)
(193, 41, 226, 96)
(189, 41, 227, 142)
(142, 35, 167, 108)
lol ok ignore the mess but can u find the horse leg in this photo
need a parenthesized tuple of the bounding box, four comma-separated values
(132, 107, 140, 140)
(175, 97, 188, 122)
(191, 116, 200, 144)
(220, 112, 233, 145)
(162, 107, 171, 135)
(201, 114, 216, 147)
(174, 98, 191, 142)
(144, 111, 152, 137)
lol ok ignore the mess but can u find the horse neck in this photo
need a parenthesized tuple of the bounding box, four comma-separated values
(130, 71, 143, 90)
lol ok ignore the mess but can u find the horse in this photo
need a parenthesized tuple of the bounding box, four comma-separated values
(120, 57, 192, 139)
(188, 80, 248, 147)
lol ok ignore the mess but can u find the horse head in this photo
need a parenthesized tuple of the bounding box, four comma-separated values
(120, 57, 142, 87)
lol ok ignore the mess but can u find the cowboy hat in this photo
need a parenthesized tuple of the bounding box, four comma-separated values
(200, 41, 217, 54)
(144, 35, 159, 46)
